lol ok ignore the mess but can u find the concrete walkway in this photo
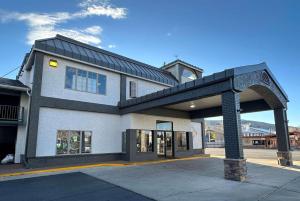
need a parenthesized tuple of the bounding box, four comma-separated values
(1, 149, 300, 201)
(80, 156, 300, 201)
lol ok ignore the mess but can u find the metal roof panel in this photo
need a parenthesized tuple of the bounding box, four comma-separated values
(34, 35, 178, 86)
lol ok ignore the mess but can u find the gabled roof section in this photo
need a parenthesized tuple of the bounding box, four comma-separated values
(161, 59, 203, 73)
(33, 35, 178, 86)
(0, 77, 28, 91)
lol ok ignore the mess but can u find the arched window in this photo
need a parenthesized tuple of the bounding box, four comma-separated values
(181, 68, 197, 82)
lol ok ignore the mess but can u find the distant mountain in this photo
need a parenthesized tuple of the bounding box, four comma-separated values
(241, 120, 275, 130)
(205, 119, 300, 132)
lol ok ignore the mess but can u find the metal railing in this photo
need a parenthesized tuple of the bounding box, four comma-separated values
(0, 105, 24, 123)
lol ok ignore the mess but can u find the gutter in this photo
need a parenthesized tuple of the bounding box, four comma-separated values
(0, 84, 28, 92)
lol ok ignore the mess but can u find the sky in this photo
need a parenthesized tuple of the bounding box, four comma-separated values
(0, 0, 299, 126)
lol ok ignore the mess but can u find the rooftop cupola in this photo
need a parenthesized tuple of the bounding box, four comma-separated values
(161, 59, 203, 84)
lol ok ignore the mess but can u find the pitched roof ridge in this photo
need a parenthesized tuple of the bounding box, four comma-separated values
(162, 59, 203, 72)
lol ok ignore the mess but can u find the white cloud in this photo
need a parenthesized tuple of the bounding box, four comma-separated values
(108, 44, 116, 48)
(0, 0, 126, 45)
(78, 0, 127, 19)
(84, 26, 102, 35)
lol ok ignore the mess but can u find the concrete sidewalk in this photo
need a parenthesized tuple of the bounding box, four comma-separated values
(1, 149, 300, 201)
(80, 157, 300, 201)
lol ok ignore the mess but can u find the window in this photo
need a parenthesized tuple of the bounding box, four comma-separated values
(129, 81, 137, 98)
(56, 131, 69, 155)
(56, 130, 92, 155)
(136, 130, 153, 152)
(97, 74, 106, 95)
(82, 131, 92, 153)
(69, 131, 81, 154)
(65, 66, 106, 95)
(65, 67, 76, 90)
(156, 121, 173, 131)
(181, 68, 197, 83)
(87, 72, 97, 93)
(176, 132, 188, 151)
(77, 69, 87, 91)
(252, 140, 265, 145)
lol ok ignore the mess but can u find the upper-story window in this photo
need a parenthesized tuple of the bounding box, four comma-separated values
(65, 66, 106, 95)
(182, 68, 197, 82)
(129, 81, 137, 98)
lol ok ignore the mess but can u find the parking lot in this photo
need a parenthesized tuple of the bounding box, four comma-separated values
(1, 148, 300, 201)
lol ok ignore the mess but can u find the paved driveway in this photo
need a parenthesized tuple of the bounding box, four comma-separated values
(1, 149, 300, 201)
(0, 172, 153, 201)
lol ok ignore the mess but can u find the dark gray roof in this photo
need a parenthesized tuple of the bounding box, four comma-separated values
(0, 77, 27, 89)
(161, 59, 203, 72)
(34, 35, 178, 86)
(119, 63, 288, 108)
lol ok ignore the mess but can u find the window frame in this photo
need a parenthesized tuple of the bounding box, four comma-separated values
(64, 66, 107, 96)
(56, 130, 93, 155)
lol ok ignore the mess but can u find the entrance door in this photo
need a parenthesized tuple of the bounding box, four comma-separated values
(156, 121, 174, 158)
(165, 131, 173, 158)
(157, 131, 165, 157)
(156, 131, 173, 158)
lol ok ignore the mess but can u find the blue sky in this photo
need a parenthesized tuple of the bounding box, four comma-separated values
(0, 0, 299, 126)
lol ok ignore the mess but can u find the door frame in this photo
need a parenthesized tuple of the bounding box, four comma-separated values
(156, 120, 174, 158)
(156, 130, 174, 158)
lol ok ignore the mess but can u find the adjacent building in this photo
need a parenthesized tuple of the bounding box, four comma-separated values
(242, 131, 300, 149)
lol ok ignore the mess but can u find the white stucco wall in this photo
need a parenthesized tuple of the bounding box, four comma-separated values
(36, 107, 122, 157)
(15, 94, 30, 163)
(120, 113, 203, 149)
(18, 66, 35, 89)
(121, 113, 191, 131)
(41, 55, 121, 106)
(126, 76, 167, 99)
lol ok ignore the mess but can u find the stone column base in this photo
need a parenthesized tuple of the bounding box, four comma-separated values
(277, 151, 293, 166)
(224, 159, 247, 181)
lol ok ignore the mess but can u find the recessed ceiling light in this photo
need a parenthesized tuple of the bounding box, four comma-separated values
(190, 104, 195, 108)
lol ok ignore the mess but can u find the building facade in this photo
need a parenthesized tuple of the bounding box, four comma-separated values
(242, 131, 300, 149)
(0, 35, 205, 168)
(0, 35, 293, 181)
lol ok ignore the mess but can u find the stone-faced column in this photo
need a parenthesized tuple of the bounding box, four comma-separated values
(222, 91, 247, 181)
(274, 108, 293, 166)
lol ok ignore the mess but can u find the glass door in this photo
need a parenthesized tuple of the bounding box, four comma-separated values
(156, 121, 174, 158)
(157, 131, 165, 157)
(165, 131, 173, 158)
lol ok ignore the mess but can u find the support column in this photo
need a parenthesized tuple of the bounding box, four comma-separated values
(201, 120, 206, 150)
(274, 108, 293, 166)
(222, 91, 246, 181)
(25, 52, 44, 160)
